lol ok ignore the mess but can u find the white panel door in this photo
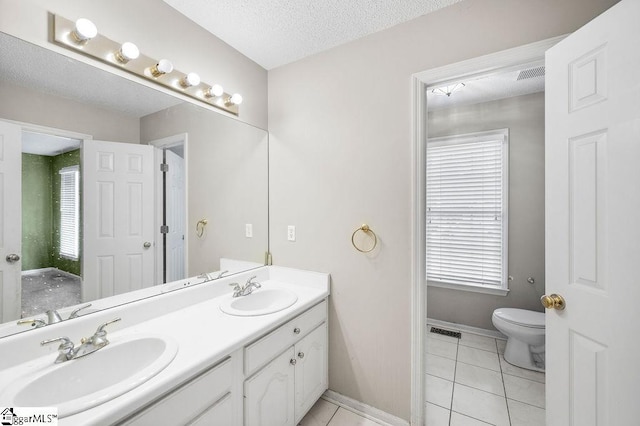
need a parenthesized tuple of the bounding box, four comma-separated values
(165, 149, 185, 282)
(545, 0, 640, 424)
(0, 121, 21, 322)
(83, 140, 154, 301)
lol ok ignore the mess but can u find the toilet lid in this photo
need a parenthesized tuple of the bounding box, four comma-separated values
(494, 308, 545, 328)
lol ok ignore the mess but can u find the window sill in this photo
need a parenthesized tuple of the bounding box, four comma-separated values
(427, 280, 509, 296)
(59, 254, 79, 261)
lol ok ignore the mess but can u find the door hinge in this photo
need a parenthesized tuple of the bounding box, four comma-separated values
(160, 163, 169, 172)
(160, 225, 169, 234)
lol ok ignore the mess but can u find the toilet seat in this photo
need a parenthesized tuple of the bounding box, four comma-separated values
(493, 308, 544, 329)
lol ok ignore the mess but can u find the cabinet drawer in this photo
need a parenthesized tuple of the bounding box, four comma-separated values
(188, 392, 233, 426)
(245, 299, 327, 376)
(121, 356, 234, 425)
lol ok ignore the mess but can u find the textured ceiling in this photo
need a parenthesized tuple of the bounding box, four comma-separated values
(162, 0, 463, 70)
(22, 131, 81, 156)
(0, 33, 182, 118)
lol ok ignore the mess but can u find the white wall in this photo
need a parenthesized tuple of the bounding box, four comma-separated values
(0, 81, 140, 143)
(427, 93, 546, 330)
(0, 0, 268, 129)
(140, 103, 269, 275)
(267, 0, 618, 419)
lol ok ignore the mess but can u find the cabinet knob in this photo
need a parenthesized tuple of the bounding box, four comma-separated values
(290, 358, 297, 366)
(298, 352, 305, 359)
(293, 327, 301, 334)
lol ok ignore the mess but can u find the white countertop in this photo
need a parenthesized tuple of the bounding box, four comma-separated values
(0, 266, 330, 425)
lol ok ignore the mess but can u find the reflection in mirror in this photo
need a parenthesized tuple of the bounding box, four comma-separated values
(0, 33, 268, 337)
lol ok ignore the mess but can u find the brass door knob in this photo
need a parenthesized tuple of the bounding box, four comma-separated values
(541, 294, 566, 310)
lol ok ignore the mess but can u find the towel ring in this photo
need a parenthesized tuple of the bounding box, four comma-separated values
(196, 219, 208, 239)
(351, 224, 377, 253)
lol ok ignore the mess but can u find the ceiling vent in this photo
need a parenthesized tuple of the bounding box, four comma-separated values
(517, 66, 545, 80)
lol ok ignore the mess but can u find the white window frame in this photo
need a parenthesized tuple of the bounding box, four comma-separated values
(59, 165, 80, 260)
(426, 129, 509, 296)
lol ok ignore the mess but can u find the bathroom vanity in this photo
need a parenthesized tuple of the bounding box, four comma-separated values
(0, 266, 330, 425)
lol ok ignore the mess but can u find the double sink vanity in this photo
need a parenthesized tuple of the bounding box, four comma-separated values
(0, 266, 330, 425)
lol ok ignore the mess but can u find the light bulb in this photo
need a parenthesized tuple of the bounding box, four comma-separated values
(72, 18, 97, 43)
(230, 93, 243, 105)
(150, 59, 173, 77)
(205, 84, 224, 98)
(180, 72, 200, 88)
(115, 42, 139, 64)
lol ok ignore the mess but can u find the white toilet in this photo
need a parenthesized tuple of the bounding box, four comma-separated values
(492, 308, 545, 372)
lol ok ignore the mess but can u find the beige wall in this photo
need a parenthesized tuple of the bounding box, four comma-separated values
(427, 93, 546, 330)
(267, 0, 617, 420)
(0, 0, 268, 129)
(140, 103, 269, 275)
(0, 81, 139, 143)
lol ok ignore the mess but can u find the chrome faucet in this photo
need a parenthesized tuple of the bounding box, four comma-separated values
(17, 318, 46, 328)
(45, 310, 63, 324)
(17, 304, 92, 329)
(40, 317, 121, 364)
(197, 272, 212, 281)
(68, 303, 92, 319)
(41, 336, 76, 363)
(75, 318, 121, 358)
(229, 276, 261, 297)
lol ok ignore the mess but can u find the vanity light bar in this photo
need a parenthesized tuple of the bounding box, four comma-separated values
(52, 15, 241, 115)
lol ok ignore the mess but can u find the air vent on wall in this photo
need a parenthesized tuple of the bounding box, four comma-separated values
(517, 66, 545, 80)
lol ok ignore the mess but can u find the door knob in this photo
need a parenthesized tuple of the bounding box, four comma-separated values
(541, 294, 566, 310)
(5, 254, 20, 263)
(143, 242, 152, 249)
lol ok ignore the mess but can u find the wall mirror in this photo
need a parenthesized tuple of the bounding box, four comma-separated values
(0, 32, 269, 337)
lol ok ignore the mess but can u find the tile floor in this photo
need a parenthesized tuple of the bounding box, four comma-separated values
(426, 325, 545, 426)
(299, 325, 545, 426)
(299, 398, 386, 426)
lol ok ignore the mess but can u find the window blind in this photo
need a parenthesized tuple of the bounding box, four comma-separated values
(59, 165, 79, 260)
(426, 131, 508, 289)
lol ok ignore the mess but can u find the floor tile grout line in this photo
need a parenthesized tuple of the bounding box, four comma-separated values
(450, 409, 495, 425)
(324, 405, 339, 426)
(427, 328, 546, 426)
(496, 337, 513, 426)
(448, 335, 461, 426)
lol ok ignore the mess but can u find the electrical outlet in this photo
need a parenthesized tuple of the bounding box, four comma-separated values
(287, 225, 296, 242)
(245, 224, 253, 238)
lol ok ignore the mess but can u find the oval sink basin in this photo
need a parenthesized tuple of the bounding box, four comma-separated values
(220, 288, 298, 316)
(0, 334, 178, 418)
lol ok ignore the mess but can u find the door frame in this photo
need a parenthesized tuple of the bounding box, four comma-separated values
(0, 119, 89, 321)
(148, 133, 189, 284)
(409, 36, 565, 425)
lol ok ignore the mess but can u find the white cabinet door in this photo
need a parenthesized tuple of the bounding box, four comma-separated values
(244, 347, 296, 426)
(0, 121, 21, 322)
(545, 0, 640, 424)
(294, 323, 328, 423)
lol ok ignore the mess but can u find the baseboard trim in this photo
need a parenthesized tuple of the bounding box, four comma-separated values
(427, 317, 506, 340)
(22, 267, 80, 279)
(22, 267, 56, 275)
(321, 390, 409, 426)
